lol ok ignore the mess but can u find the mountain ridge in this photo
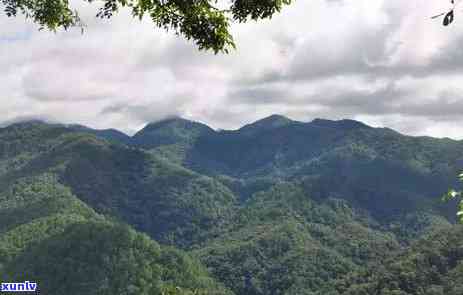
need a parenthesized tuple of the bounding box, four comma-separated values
(2, 115, 437, 140)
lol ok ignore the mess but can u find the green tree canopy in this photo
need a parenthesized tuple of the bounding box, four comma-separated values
(1, 0, 292, 53)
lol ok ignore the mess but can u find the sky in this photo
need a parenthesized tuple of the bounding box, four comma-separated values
(1, 0, 463, 138)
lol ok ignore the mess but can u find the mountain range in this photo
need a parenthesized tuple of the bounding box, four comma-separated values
(0, 115, 462, 295)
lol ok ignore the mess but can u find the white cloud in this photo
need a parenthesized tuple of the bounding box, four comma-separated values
(1, 0, 463, 138)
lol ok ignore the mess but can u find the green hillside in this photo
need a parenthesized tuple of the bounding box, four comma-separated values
(0, 117, 462, 295)
(195, 182, 451, 295)
(0, 122, 237, 247)
(338, 225, 463, 295)
(0, 173, 229, 295)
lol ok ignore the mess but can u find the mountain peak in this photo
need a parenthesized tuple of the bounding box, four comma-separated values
(239, 114, 294, 135)
(141, 116, 202, 130)
(133, 117, 215, 148)
(263, 114, 291, 121)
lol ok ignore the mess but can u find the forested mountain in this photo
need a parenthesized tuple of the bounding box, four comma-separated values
(0, 174, 230, 295)
(134, 115, 463, 219)
(0, 116, 462, 294)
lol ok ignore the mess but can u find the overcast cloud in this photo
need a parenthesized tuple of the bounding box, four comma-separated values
(1, 0, 463, 138)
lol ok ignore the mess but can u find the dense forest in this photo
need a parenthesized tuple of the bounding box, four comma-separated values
(0, 116, 462, 294)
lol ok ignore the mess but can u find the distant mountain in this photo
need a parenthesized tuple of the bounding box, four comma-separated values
(132, 117, 216, 164)
(1, 116, 463, 295)
(133, 116, 215, 148)
(0, 121, 237, 246)
(238, 114, 294, 136)
(3, 117, 462, 219)
(131, 116, 463, 219)
(66, 124, 132, 145)
(132, 115, 461, 177)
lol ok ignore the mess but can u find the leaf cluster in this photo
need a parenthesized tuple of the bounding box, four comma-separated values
(2, 0, 292, 53)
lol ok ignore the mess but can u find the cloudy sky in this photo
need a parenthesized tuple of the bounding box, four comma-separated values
(1, 0, 463, 138)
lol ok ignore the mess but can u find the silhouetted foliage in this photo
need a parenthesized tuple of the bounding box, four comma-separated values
(1, 0, 292, 53)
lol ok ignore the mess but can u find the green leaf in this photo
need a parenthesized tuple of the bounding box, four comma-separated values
(441, 189, 460, 202)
